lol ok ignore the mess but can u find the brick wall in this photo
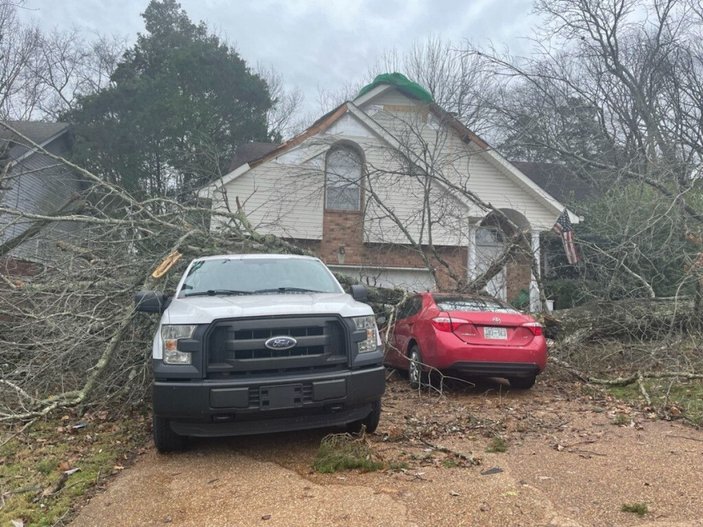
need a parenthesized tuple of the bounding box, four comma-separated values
(506, 260, 532, 303)
(320, 210, 365, 265)
(364, 243, 467, 291)
(294, 210, 532, 296)
(316, 210, 468, 291)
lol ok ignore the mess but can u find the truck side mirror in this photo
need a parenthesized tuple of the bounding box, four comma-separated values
(350, 284, 368, 302)
(134, 291, 170, 313)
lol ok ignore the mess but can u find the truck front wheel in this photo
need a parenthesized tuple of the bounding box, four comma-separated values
(347, 399, 381, 434)
(153, 416, 187, 453)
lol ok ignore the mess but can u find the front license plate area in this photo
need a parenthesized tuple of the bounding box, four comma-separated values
(484, 326, 508, 340)
(260, 384, 303, 410)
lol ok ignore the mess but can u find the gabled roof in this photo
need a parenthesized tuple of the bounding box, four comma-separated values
(355, 82, 578, 221)
(199, 80, 577, 223)
(0, 121, 71, 160)
(428, 103, 489, 150)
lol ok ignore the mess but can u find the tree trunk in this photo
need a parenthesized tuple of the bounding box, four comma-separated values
(542, 297, 694, 347)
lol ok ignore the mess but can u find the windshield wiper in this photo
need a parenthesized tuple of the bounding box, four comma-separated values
(184, 289, 252, 297)
(253, 287, 323, 294)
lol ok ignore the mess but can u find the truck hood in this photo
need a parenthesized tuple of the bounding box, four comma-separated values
(161, 293, 373, 325)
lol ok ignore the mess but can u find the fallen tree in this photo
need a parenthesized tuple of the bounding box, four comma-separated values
(1, 121, 701, 424)
(539, 296, 703, 423)
(541, 297, 695, 346)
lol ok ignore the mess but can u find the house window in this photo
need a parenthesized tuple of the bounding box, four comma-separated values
(325, 146, 362, 211)
(476, 226, 504, 247)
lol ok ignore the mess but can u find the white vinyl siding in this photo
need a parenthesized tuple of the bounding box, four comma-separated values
(463, 148, 560, 230)
(370, 90, 425, 108)
(209, 91, 563, 244)
(0, 136, 84, 264)
(366, 103, 560, 230)
(212, 156, 325, 240)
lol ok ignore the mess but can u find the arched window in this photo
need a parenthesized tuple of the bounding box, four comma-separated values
(325, 146, 363, 211)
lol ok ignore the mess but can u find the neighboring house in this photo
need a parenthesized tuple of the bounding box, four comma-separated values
(512, 161, 599, 205)
(199, 74, 578, 310)
(0, 121, 84, 275)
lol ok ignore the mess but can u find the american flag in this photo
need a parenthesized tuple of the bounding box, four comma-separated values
(553, 209, 580, 264)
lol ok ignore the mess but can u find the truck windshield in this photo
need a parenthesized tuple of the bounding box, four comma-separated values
(179, 258, 343, 297)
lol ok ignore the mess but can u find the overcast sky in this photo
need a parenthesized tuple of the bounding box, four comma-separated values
(18, 0, 538, 115)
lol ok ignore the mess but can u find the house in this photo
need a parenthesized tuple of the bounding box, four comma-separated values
(199, 74, 578, 310)
(0, 121, 84, 275)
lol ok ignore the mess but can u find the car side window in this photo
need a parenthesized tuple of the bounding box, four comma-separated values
(396, 300, 410, 320)
(406, 296, 422, 318)
(397, 296, 423, 320)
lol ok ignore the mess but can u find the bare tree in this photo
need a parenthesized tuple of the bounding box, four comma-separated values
(468, 0, 703, 306)
(369, 36, 497, 136)
(0, 121, 311, 421)
(0, 0, 42, 119)
(315, 82, 363, 115)
(0, 1, 125, 120)
(256, 64, 306, 140)
(35, 31, 126, 119)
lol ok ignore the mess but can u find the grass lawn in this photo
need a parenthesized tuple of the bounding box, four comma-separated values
(608, 379, 703, 425)
(0, 409, 149, 526)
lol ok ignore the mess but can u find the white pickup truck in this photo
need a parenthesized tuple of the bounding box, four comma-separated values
(135, 254, 385, 452)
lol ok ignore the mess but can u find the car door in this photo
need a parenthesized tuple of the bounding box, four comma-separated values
(392, 295, 423, 363)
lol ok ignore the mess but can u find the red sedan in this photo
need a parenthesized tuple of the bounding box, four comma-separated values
(385, 292, 547, 389)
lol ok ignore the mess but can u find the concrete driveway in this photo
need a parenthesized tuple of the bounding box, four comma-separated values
(71, 376, 703, 527)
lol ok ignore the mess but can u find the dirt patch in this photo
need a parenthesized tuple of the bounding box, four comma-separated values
(70, 373, 703, 526)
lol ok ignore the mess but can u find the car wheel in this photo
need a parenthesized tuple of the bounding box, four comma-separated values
(347, 399, 382, 434)
(509, 375, 537, 390)
(153, 416, 187, 453)
(408, 345, 425, 389)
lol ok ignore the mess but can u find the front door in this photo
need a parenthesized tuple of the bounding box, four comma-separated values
(475, 226, 507, 300)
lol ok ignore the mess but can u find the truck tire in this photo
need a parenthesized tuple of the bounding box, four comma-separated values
(153, 416, 187, 453)
(347, 399, 382, 434)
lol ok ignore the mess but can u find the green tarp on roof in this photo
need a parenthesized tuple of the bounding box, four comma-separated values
(357, 73, 433, 103)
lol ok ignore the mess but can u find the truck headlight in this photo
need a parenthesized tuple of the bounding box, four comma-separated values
(161, 325, 198, 365)
(351, 316, 381, 353)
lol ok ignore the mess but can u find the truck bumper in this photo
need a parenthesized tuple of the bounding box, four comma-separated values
(153, 366, 385, 437)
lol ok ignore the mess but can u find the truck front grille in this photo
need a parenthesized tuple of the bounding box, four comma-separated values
(207, 316, 348, 376)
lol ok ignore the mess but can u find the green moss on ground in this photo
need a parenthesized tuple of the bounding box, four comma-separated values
(313, 433, 383, 473)
(608, 379, 703, 425)
(621, 502, 648, 516)
(0, 410, 149, 526)
(485, 436, 508, 453)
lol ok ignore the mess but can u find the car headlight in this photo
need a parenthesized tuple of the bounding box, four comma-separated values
(351, 316, 381, 353)
(161, 324, 198, 365)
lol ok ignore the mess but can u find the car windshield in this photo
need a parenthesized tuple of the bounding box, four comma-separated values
(434, 296, 518, 313)
(179, 258, 343, 297)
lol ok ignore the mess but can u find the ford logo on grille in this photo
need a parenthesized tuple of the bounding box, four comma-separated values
(265, 336, 297, 350)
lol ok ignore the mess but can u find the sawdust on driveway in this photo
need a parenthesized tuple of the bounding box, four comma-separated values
(71, 373, 703, 527)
